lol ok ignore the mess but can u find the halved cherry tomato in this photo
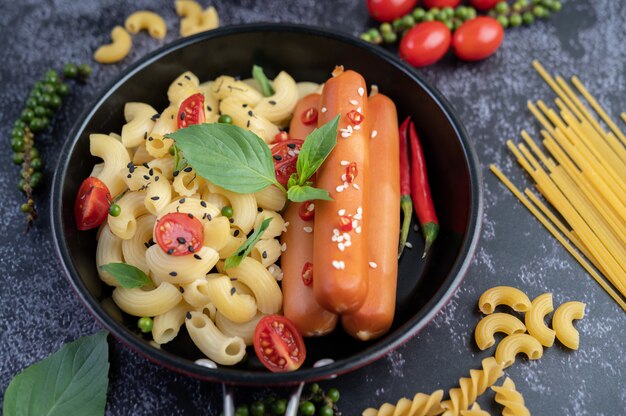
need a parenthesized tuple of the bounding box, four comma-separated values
(273, 131, 290, 143)
(154, 212, 204, 256)
(272, 139, 303, 186)
(301, 107, 318, 125)
(399, 22, 451, 67)
(452, 17, 504, 61)
(253, 315, 306, 372)
(298, 201, 315, 221)
(366, 0, 417, 22)
(177, 93, 206, 129)
(301, 262, 313, 286)
(75, 177, 111, 230)
(469, 0, 500, 10)
(423, 0, 461, 7)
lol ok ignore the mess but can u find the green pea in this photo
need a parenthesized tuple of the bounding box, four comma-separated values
(21, 108, 35, 122)
(31, 158, 43, 171)
(510, 13, 522, 26)
(42, 83, 56, 95)
(401, 15, 415, 27)
(30, 172, 43, 188)
(78, 64, 93, 78)
(495, 1, 509, 13)
(218, 114, 233, 124)
(221, 205, 233, 218)
(12, 127, 24, 139)
(11, 138, 24, 152)
(30, 148, 40, 159)
(412, 7, 425, 21)
(522, 11, 535, 24)
(21, 203, 33, 213)
(49, 94, 62, 109)
(109, 204, 122, 217)
(34, 106, 47, 117)
(13, 153, 24, 165)
(497, 15, 509, 28)
(533, 5, 547, 17)
(299, 401, 315, 416)
(327, 387, 340, 402)
(318, 405, 334, 416)
(379, 22, 392, 34)
(359, 33, 372, 42)
(382, 31, 397, 43)
(56, 82, 69, 96)
(44, 69, 59, 84)
(235, 405, 249, 416)
(271, 399, 286, 415)
(137, 317, 153, 333)
(64, 63, 78, 78)
(250, 402, 264, 416)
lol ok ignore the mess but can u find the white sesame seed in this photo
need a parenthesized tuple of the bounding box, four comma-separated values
(369, 262, 378, 269)
(405, 242, 413, 248)
(284, 221, 290, 227)
(288, 150, 295, 157)
(338, 209, 346, 216)
(413, 224, 419, 232)
(321, 107, 327, 113)
(357, 206, 363, 214)
(294, 149, 300, 154)
(338, 243, 345, 251)
(355, 226, 362, 234)
(333, 229, 340, 236)
(281, 243, 287, 252)
(341, 132, 352, 138)
(354, 125, 361, 130)
(349, 99, 358, 105)
(340, 160, 349, 166)
(352, 220, 358, 228)
(352, 183, 360, 190)
(303, 226, 313, 233)
(331, 235, 338, 242)
(336, 185, 344, 192)
(343, 181, 349, 188)
(343, 233, 351, 241)
(331, 260, 342, 270)
(341, 173, 347, 181)
(356, 107, 362, 114)
(354, 213, 362, 220)
(358, 87, 364, 96)
(337, 235, 344, 242)
(344, 240, 351, 247)
(371, 130, 378, 138)
(307, 203, 315, 212)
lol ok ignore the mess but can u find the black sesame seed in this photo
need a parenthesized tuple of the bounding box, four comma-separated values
(177, 237, 186, 244)
(202, 213, 207, 220)
(230, 277, 237, 281)
(184, 75, 191, 80)
(269, 100, 276, 105)
(167, 248, 175, 255)
(180, 111, 185, 120)
(144, 242, 151, 249)
(242, 103, 248, 108)
(206, 214, 212, 221)
(187, 213, 194, 219)
(179, 198, 186, 203)
(230, 287, 236, 296)
(179, 287, 185, 293)
(186, 312, 192, 319)
(246, 120, 250, 128)
(273, 155, 282, 161)
(143, 175, 150, 180)
(287, 143, 296, 149)
(234, 229, 240, 237)
(200, 201, 207, 208)
(206, 105, 212, 112)
(129, 165, 136, 173)
(149, 168, 154, 176)
(194, 254, 202, 260)
(151, 196, 160, 200)
(127, 162, 133, 168)
(184, 166, 192, 172)
(155, 176, 160, 182)
(148, 136, 153, 141)
(188, 245, 195, 253)
(247, 110, 254, 117)
(173, 170, 180, 177)
(257, 207, 263, 212)
(151, 113, 160, 121)
(229, 218, 234, 223)
(143, 132, 147, 140)
(169, 271, 178, 276)
(127, 174, 132, 178)
(177, 82, 183, 87)
(170, 114, 174, 119)
(142, 163, 149, 168)
(262, 251, 268, 259)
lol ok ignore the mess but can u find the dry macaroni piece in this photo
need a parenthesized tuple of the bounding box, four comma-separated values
(474, 312, 526, 350)
(552, 301, 586, 350)
(175, 0, 219, 37)
(524, 293, 556, 347)
(125, 11, 167, 39)
(93, 26, 132, 64)
(494, 333, 543, 369)
(478, 286, 532, 315)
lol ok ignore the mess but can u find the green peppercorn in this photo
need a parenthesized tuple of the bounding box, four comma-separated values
(29, 89, 42, 102)
(443, 20, 454, 30)
(34, 81, 45, 93)
(360, 32, 372, 42)
(443, 7, 454, 18)
(522, 11, 535, 24)
(299, 401, 315, 416)
(78, 64, 93, 78)
(533, 5, 547, 17)
(495, 1, 509, 13)
(310, 383, 320, 393)
(392, 18, 403, 30)
(29, 117, 46, 132)
(56, 82, 69, 96)
(19, 179, 27, 192)
(318, 405, 334, 416)
(14, 120, 26, 130)
(429, 7, 440, 14)
(21, 108, 35, 123)
(39, 93, 52, 108)
(31, 158, 43, 171)
(64, 63, 78, 78)
(550, 0, 561, 11)
(44, 69, 59, 84)
(218, 114, 233, 124)
(401, 15, 415, 27)
(13, 153, 24, 165)
(221, 205, 233, 218)
(423, 11, 436, 21)
(25, 97, 38, 110)
(42, 83, 56, 95)
(250, 402, 265, 416)
(30, 148, 40, 159)
(49, 94, 62, 109)
(452, 18, 463, 30)
(327, 387, 340, 402)
(379, 22, 392, 34)
(412, 7, 425, 21)
(137, 317, 153, 333)
(510, 13, 522, 26)
(20, 203, 32, 213)
(109, 204, 122, 217)
(466, 7, 477, 19)
(11, 138, 24, 152)
(271, 399, 286, 415)
(12, 127, 24, 139)
(34, 106, 47, 117)
(235, 405, 249, 416)
(435, 10, 447, 21)
(496, 15, 509, 28)
(30, 172, 43, 188)
(382, 31, 397, 43)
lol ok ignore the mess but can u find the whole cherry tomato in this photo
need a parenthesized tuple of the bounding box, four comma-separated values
(452, 17, 504, 61)
(468, 0, 500, 10)
(366, 0, 417, 22)
(399, 21, 451, 67)
(154, 212, 204, 256)
(74, 177, 111, 230)
(422, 0, 461, 7)
(253, 315, 306, 372)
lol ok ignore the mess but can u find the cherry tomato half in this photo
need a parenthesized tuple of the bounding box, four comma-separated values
(272, 139, 303, 186)
(366, 0, 417, 22)
(422, 0, 461, 7)
(75, 177, 111, 230)
(468, 0, 500, 10)
(253, 315, 306, 372)
(452, 17, 504, 61)
(399, 21, 451, 67)
(177, 93, 206, 129)
(301, 107, 318, 125)
(155, 212, 204, 256)
(298, 201, 315, 221)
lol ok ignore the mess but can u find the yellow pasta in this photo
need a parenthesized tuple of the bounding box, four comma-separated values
(198, 80, 220, 123)
(145, 245, 219, 285)
(112, 282, 182, 317)
(492, 377, 530, 416)
(157, 197, 220, 225)
(474, 313, 526, 350)
(552, 301, 586, 350)
(495, 334, 543, 369)
(152, 301, 190, 344)
(185, 311, 246, 365)
(223, 257, 282, 314)
(94, 26, 132, 64)
(253, 209, 285, 239)
(254, 71, 299, 125)
(212, 75, 263, 104)
(362, 390, 444, 416)
(205, 273, 258, 323)
(202, 216, 231, 251)
(296, 81, 322, 100)
(441, 357, 504, 416)
(124, 11, 167, 39)
(108, 191, 149, 240)
(525, 293, 556, 347)
(219, 97, 280, 144)
(144, 177, 172, 215)
(217, 227, 247, 258)
(121, 102, 157, 148)
(167, 71, 200, 105)
(254, 185, 287, 211)
(90, 133, 131, 197)
(121, 214, 155, 274)
(215, 311, 264, 346)
(478, 286, 532, 315)
(96, 225, 124, 287)
(173, 168, 201, 196)
(460, 403, 490, 416)
(251, 238, 282, 267)
(181, 277, 212, 309)
(207, 182, 257, 234)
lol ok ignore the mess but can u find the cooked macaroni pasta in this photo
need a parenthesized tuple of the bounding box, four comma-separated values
(185, 311, 246, 365)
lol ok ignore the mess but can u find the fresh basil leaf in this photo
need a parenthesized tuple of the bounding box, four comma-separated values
(167, 124, 278, 194)
(252, 65, 275, 97)
(224, 218, 273, 269)
(287, 185, 333, 202)
(296, 115, 340, 184)
(3, 331, 109, 416)
(287, 173, 299, 189)
(99, 263, 151, 288)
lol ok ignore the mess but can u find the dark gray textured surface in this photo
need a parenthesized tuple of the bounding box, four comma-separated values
(1, 0, 625, 414)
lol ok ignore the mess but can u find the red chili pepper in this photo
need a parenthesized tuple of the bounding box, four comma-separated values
(398, 116, 413, 258)
(338, 215, 353, 232)
(301, 262, 313, 286)
(345, 162, 358, 183)
(409, 120, 439, 257)
(347, 109, 364, 125)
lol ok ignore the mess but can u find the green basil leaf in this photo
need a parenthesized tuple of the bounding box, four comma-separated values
(98, 263, 151, 288)
(296, 115, 340, 184)
(224, 217, 273, 269)
(252, 65, 275, 97)
(287, 185, 333, 202)
(167, 124, 277, 194)
(287, 173, 299, 189)
(3, 331, 109, 416)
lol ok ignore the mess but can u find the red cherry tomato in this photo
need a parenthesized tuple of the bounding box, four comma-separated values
(177, 93, 206, 129)
(399, 21, 451, 67)
(271, 139, 303, 186)
(301, 262, 313, 286)
(298, 201, 315, 221)
(301, 107, 318, 125)
(366, 0, 417, 22)
(154, 212, 204, 256)
(468, 0, 500, 10)
(273, 131, 290, 143)
(253, 315, 306, 372)
(452, 17, 504, 61)
(75, 177, 111, 231)
(422, 0, 461, 7)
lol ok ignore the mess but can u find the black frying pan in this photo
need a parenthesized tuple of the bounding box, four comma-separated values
(51, 23, 482, 397)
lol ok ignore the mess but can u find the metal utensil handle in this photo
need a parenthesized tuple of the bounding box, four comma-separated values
(221, 382, 304, 416)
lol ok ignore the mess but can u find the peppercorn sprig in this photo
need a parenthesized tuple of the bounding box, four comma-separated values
(360, 0, 562, 45)
(12, 63, 92, 230)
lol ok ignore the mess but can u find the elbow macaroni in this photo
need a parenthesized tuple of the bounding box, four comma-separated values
(112, 282, 182, 317)
(121, 102, 157, 148)
(474, 312, 526, 350)
(125, 11, 167, 39)
(90, 133, 131, 197)
(552, 301, 586, 350)
(525, 293, 556, 347)
(495, 333, 543, 368)
(185, 311, 246, 365)
(478, 286, 532, 314)
(94, 26, 132, 64)
(254, 71, 299, 125)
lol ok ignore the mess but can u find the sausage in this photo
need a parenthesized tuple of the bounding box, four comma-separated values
(280, 202, 338, 336)
(313, 67, 370, 314)
(341, 93, 400, 340)
(288, 93, 321, 141)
